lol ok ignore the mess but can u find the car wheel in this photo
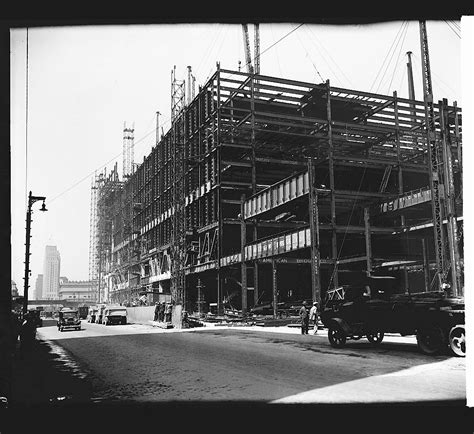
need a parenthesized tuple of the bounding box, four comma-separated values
(367, 331, 384, 345)
(448, 325, 465, 357)
(416, 325, 447, 355)
(328, 323, 346, 348)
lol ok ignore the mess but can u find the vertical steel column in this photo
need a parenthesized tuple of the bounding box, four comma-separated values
(453, 102, 462, 195)
(326, 80, 338, 288)
(272, 259, 278, 319)
(253, 261, 259, 306)
(440, 99, 461, 296)
(250, 72, 259, 305)
(364, 207, 372, 277)
(216, 63, 223, 315)
(240, 194, 247, 315)
(197, 277, 203, 316)
(393, 91, 405, 225)
(308, 158, 321, 305)
(394, 91, 409, 290)
(422, 238, 430, 292)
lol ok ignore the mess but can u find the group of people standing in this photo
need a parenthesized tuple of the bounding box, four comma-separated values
(299, 301, 319, 335)
(154, 302, 172, 323)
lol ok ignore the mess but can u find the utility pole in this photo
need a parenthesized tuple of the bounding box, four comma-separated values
(23, 191, 47, 315)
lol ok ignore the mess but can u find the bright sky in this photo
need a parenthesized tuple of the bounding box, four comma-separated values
(10, 20, 465, 292)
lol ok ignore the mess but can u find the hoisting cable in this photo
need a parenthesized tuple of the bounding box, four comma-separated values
(375, 21, 408, 94)
(327, 166, 368, 291)
(304, 24, 354, 88)
(386, 21, 410, 94)
(370, 21, 406, 93)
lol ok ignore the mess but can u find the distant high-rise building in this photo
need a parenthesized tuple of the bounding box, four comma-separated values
(43, 245, 61, 299)
(35, 274, 43, 299)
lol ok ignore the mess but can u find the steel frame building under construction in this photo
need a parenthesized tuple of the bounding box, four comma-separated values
(89, 63, 463, 323)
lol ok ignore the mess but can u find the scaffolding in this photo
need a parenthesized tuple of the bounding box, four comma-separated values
(91, 163, 123, 303)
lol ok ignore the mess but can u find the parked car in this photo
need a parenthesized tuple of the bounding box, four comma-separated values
(57, 308, 81, 332)
(87, 306, 98, 323)
(102, 307, 127, 325)
(320, 283, 465, 357)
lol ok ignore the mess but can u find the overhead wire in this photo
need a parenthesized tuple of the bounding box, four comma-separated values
(386, 21, 409, 94)
(270, 24, 283, 76)
(327, 166, 368, 291)
(25, 27, 29, 211)
(396, 59, 407, 97)
(370, 21, 407, 93)
(449, 20, 461, 32)
(305, 24, 354, 88)
(244, 23, 304, 72)
(444, 20, 461, 39)
(375, 21, 408, 94)
(48, 125, 162, 205)
(194, 24, 223, 78)
(295, 31, 325, 83)
(410, 53, 459, 100)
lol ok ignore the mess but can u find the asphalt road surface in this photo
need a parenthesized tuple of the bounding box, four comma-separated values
(34, 319, 466, 405)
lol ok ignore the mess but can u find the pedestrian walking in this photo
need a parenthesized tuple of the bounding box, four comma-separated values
(299, 301, 309, 335)
(309, 302, 319, 334)
(154, 302, 159, 321)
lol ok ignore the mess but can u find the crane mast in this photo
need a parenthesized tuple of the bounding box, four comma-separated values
(254, 23, 260, 74)
(242, 24, 254, 74)
(419, 20, 447, 290)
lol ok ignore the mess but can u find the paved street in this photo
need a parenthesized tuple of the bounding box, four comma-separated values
(34, 319, 465, 404)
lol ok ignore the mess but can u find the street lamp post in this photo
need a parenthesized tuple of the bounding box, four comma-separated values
(22, 191, 47, 315)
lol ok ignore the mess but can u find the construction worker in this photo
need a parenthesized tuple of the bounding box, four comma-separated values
(299, 301, 309, 335)
(309, 302, 319, 334)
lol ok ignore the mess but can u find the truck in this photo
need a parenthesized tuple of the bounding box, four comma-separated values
(320, 283, 465, 357)
(78, 305, 89, 319)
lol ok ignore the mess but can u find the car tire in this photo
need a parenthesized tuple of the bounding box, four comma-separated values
(328, 323, 346, 348)
(367, 331, 384, 345)
(416, 325, 447, 355)
(448, 325, 466, 357)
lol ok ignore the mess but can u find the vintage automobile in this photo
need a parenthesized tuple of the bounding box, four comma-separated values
(320, 282, 465, 357)
(57, 308, 81, 332)
(102, 306, 127, 325)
